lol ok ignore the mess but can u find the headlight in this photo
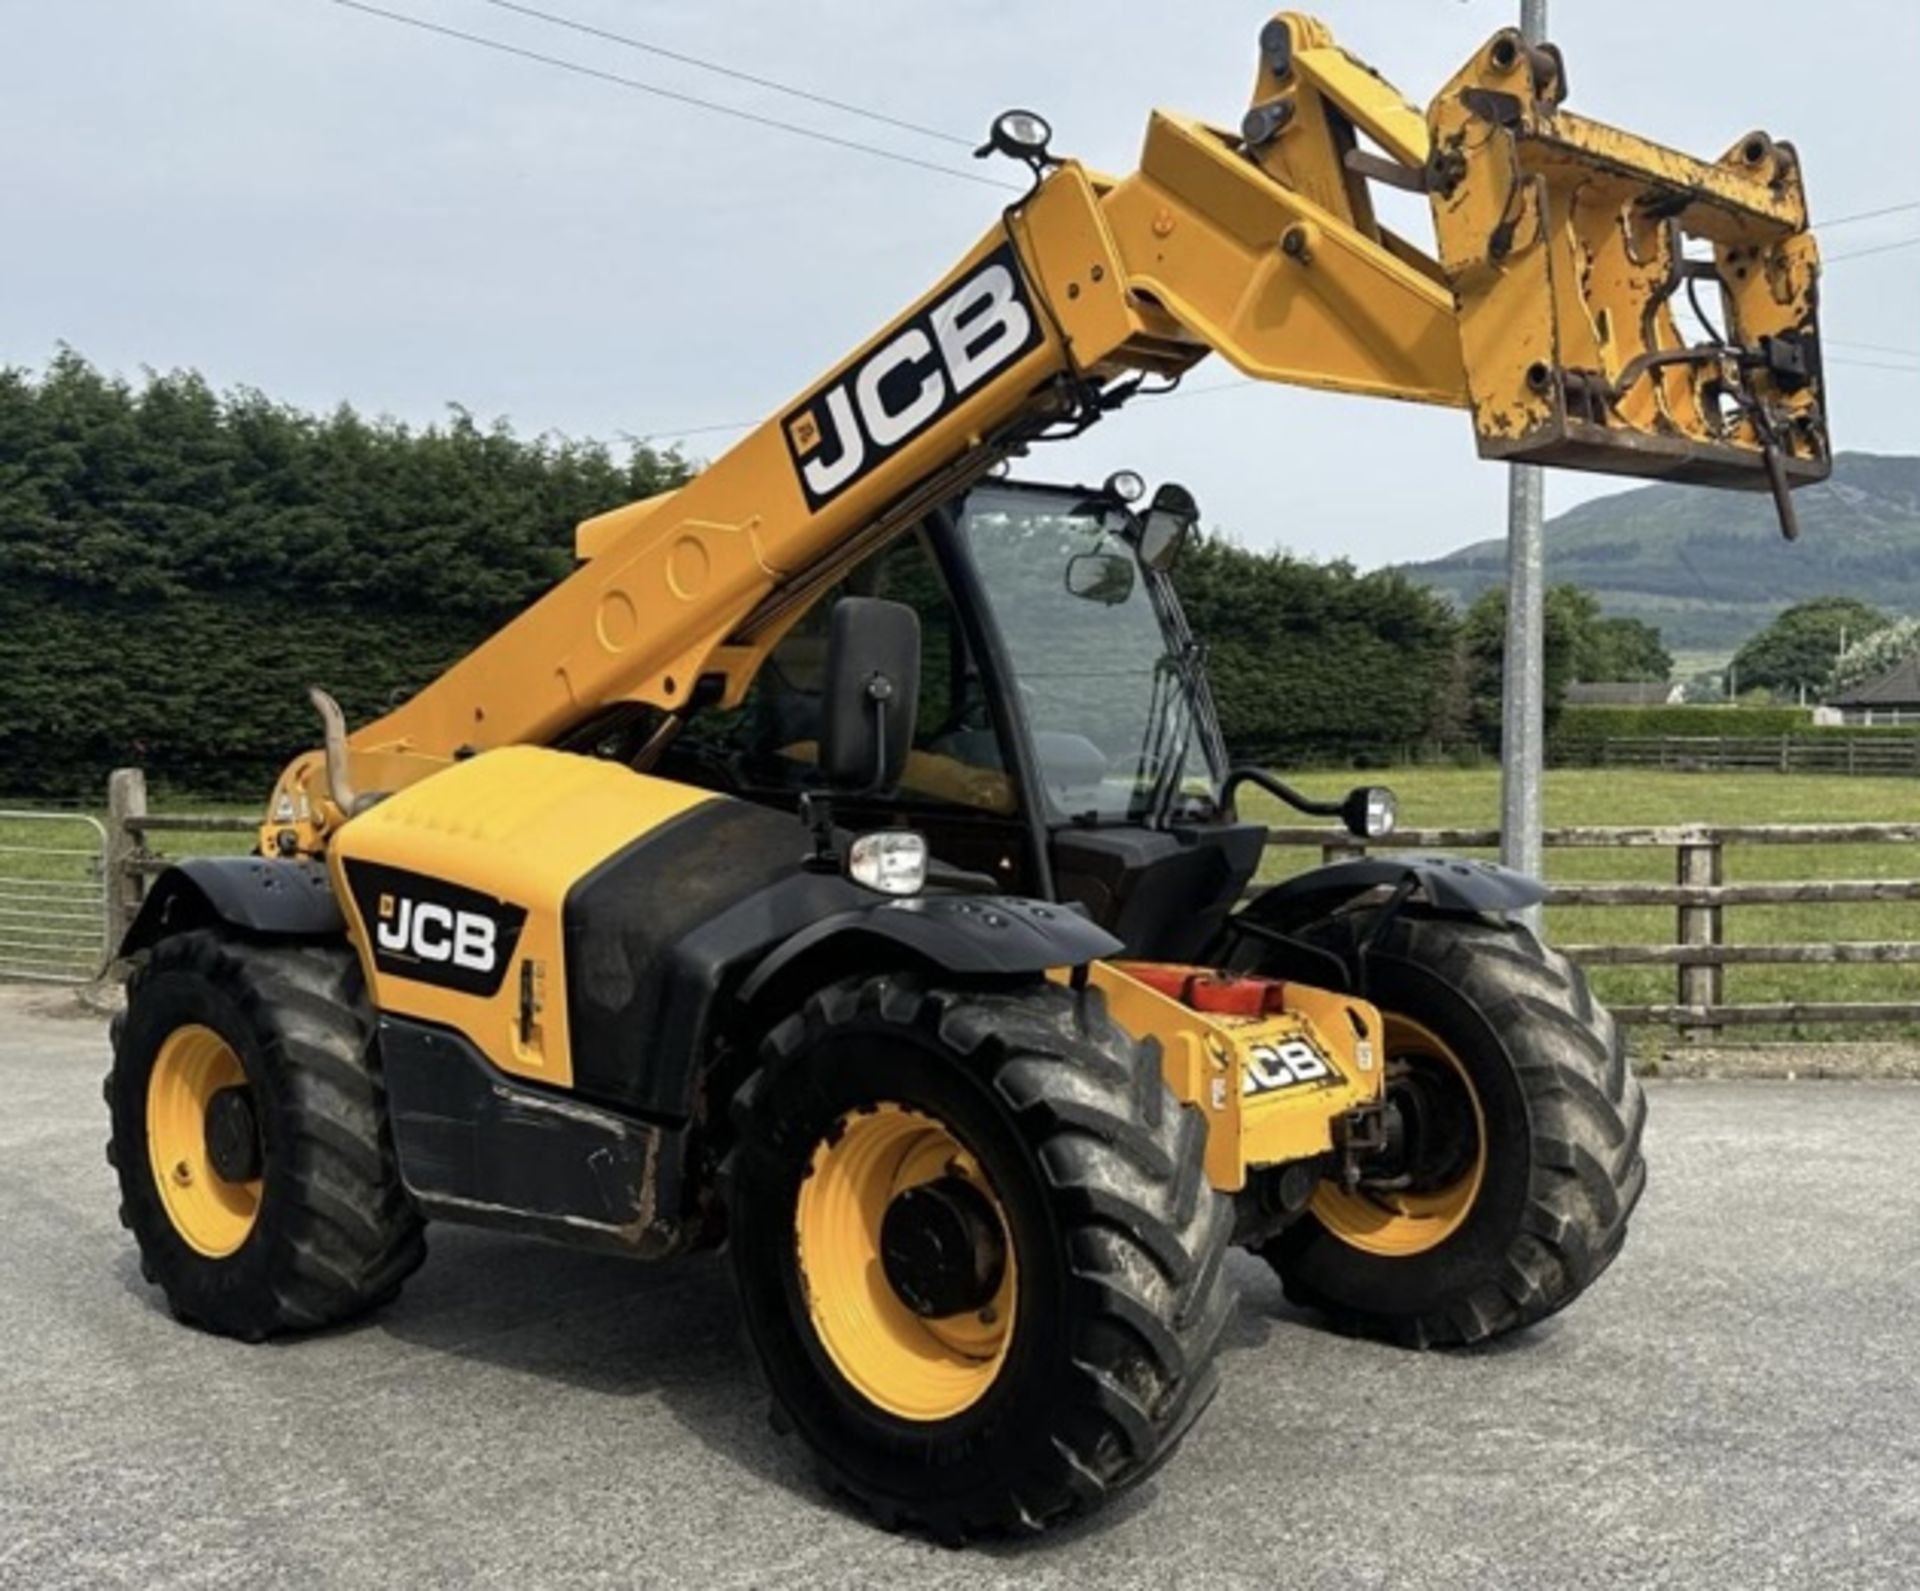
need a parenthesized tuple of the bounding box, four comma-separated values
(1364, 788, 1398, 839)
(1340, 785, 1398, 840)
(848, 830, 929, 896)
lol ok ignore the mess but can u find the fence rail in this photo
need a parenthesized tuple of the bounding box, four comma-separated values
(9, 770, 1914, 1037)
(1558, 734, 1920, 776)
(1260, 822, 1920, 1035)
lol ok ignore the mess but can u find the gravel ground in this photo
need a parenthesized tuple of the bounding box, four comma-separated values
(3, 986, 1916, 1589)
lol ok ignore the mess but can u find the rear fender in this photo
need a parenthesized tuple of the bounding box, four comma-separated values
(1227, 853, 1545, 990)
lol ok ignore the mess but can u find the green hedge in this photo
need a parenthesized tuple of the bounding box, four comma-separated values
(1552, 704, 1919, 753)
(1553, 705, 1814, 742)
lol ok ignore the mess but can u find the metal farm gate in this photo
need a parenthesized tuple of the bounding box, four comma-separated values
(0, 810, 110, 982)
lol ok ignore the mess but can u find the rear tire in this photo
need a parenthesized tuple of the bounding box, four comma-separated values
(723, 974, 1234, 1541)
(1260, 912, 1646, 1347)
(106, 929, 426, 1340)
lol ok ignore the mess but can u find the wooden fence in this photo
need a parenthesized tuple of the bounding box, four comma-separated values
(101, 770, 1919, 1036)
(1262, 821, 1920, 1035)
(104, 770, 258, 948)
(1556, 734, 1920, 776)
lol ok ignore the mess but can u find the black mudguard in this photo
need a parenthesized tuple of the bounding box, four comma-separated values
(1241, 853, 1545, 930)
(118, 856, 342, 958)
(1222, 853, 1546, 992)
(736, 892, 1121, 1010)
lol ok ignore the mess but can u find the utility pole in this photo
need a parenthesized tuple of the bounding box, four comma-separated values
(1499, 0, 1548, 925)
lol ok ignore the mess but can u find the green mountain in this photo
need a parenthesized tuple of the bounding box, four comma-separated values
(1400, 452, 1920, 655)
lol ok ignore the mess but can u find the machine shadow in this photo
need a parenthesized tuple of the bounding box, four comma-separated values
(357, 1229, 1308, 1549)
(370, 1227, 815, 1495)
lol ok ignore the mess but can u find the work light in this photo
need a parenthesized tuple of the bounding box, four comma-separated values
(847, 831, 929, 896)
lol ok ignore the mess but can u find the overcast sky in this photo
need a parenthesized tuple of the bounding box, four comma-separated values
(4, 0, 1916, 566)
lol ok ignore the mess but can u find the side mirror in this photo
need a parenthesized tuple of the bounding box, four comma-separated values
(1139, 483, 1199, 572)
(821, 597, 920, 792)
(1065, 551, 1136, 605)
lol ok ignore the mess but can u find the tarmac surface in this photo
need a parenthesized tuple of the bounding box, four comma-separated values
(4, 986, 1916, 1589)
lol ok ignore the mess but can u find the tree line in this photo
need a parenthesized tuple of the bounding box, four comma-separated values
(1725, 596, 1916, 702)
(0, 353, 1667, 796)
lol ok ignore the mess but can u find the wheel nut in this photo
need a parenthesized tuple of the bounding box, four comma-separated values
(173, 1161, 192, 1186)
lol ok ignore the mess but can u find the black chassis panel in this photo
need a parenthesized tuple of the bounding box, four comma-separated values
(378, 1015, 693, 1257)
(563, 797, 1123, 1122)
(1051, 822, 1268, 961)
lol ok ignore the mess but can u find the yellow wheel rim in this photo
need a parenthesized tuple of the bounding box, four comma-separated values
(1312, 1015, 1487, 1258)
(146, 1023, 262, 1258)
(794, 1103, 1018, 1422)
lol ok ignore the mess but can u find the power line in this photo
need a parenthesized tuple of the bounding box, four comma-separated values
(1820, 199, 1920, 229)
(1827, 337, 1920, 361)
(321, 0, 1017, 192)
(625, 419, 759, 444)
(1828, 354, 1920, 375)
(1825, 235, 1920, 264)
(465, 0, 972, 149)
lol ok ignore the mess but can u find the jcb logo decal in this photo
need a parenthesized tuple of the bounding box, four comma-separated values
(783, 242, 1042, 509)
(1243, 1038, 1337, 1097)
(377, 894, 499, 974)
(345, 861, 525, 999)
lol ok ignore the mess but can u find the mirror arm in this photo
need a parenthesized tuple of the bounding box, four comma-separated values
(1219, 765, 1346, 822)
(860, 676, 893, 797)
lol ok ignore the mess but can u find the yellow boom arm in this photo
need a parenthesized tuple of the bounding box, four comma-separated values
(266, 11, 1827, 850)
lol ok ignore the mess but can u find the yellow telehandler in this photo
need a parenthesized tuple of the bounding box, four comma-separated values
(106, 12, 1826, 1539)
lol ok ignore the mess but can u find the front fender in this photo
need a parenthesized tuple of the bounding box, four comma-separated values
(119, 856, 342, 959)
(736, 893, 1121, 1007)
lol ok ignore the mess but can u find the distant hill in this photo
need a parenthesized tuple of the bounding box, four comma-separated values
(1400, 452, 1920, 655)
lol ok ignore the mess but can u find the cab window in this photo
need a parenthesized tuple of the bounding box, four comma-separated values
(659, 530, 1016, 815)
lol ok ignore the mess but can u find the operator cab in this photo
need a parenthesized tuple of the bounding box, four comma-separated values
(645, 473, 1372, 961)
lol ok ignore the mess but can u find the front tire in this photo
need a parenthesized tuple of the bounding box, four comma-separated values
(723, 974, 1233, 1541)
(1260, 912, 1646, 1347)
(106, 930, 426, 1340)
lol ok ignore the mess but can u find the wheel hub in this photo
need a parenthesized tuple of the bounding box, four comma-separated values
(203, 1085, 263, 1184)
(1310, 1015, 1489, 1258)
(793, 1102, 1020, 1422)
(146, 1023, 264, 1258)
(1375, 1060, 1480, 1193)
(880, 1176, 1007, 1318)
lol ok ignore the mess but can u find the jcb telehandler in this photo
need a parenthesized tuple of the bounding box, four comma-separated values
(107, 12, 1827, 1539)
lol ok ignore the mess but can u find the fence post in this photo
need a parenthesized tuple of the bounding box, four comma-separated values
(105, 767, 148, 957)
(1675, 834, 1723, 1041)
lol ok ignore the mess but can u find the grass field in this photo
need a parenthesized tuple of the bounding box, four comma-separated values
(1242, 767, 1920, 1036)
(5, 768, 1916, 1035)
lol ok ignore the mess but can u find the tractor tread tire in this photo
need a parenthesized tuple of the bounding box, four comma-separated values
(107, 929, 426, 1340)
(723, 974, 1234, 1543)
(1268, 912, 1645, 1349)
